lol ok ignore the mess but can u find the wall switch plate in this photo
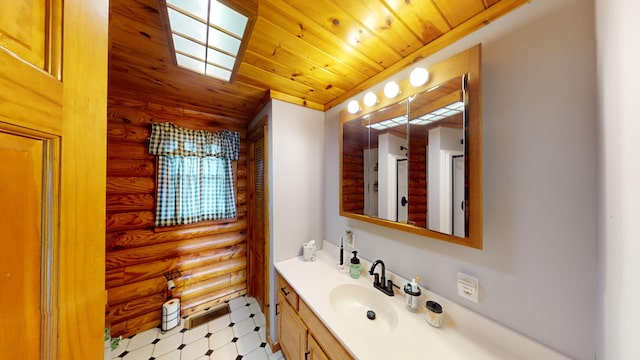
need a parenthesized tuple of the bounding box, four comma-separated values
(345, 230, 354, 248)
(457, 272, 479, 303)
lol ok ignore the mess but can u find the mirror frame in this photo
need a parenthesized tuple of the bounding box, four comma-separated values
(339, 44, 483, 249)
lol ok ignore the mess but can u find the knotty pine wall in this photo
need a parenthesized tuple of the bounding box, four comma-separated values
(106, 95, 248, 338)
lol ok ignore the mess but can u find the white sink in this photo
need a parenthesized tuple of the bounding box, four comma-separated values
(329, 283, 399, 334)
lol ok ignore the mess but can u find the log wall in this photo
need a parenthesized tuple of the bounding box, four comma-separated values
(106, 95, 248, 337)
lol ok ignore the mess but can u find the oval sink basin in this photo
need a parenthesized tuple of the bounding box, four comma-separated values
(329, 284, 399, 333)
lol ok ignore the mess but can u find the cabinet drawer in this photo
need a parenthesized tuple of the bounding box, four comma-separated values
(277, 274, 299, 311)
(299, 300, 354, 360)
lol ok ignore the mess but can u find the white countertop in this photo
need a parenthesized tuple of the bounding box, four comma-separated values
(275, 246, 569, 360)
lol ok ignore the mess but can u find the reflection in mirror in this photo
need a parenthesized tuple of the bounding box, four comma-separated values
(339, 45, 482, 249)
(344, 99, 410, 222)
(408, 76, 466, 236)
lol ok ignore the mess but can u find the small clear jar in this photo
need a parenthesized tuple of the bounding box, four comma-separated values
(425, 300, 443, 328)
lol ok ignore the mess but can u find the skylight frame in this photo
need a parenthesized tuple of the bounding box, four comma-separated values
(161, 0, 257, 83)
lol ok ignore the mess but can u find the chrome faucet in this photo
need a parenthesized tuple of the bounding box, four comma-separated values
(369, 260, 394, 296)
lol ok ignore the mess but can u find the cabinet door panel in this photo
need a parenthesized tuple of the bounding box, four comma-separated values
(308, 335, 330, 360)
(278, 297, 307, 360)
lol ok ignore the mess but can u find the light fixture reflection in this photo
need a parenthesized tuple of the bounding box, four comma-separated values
(383, 81, 400, 98)
(363, 91, 378, 107)
(347, 100, 361, 114)
(410, 67, 429, 87)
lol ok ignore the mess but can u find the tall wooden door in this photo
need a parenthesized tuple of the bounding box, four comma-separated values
(0, 0, 108, 358)
(247, 116, 270, 339)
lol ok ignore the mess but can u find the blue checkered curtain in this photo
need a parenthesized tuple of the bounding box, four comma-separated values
(149, 122, 240, 227)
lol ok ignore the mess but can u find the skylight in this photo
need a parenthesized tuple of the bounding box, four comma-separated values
(165, 0, 252, 82)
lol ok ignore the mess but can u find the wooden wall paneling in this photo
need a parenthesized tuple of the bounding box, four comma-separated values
(107, 177, 155, 194)
(106, 194, 155, 212)
(105, 244, 246, 288)
(105, 232, 245, 271)
(106, 95, 248, 337)
(105, 218, 247, 250)
(408, 126, 428, 228)
(108, 141, 154, 160)
(105, 211, 155, 232)
(179, 283, 247, 316)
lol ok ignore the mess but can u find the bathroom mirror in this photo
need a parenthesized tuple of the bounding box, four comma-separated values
(339, 45, 482, 249)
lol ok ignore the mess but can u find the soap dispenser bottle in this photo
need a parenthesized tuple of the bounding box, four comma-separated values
(349, 251, 361, 279)
(404, 277, 422, 312)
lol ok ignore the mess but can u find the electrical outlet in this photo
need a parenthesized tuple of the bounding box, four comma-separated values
(345, 230, 354, 248)
(457, 272, 479, 303)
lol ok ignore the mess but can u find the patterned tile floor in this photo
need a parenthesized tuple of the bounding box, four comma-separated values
(109, 295, 284, 360)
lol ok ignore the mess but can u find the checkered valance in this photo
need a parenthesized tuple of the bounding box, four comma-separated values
(149, 122, 240, 160)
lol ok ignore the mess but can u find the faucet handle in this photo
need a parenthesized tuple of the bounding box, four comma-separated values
(372, 273, 380, 286)
(386, 279, 394, 292)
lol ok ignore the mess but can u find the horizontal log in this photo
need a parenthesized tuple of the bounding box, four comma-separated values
(108, 292, 166, 323)
(174, 270, 246, 300)
(180, 284, 247, 316)
(106, 244, 246, 288)
(109, 321, 127, 338)
(108, 100, 248, 133)
(106, 217, 246, 250)
(107, 267, 246, 307)
(180, 257, 247, 287)
(106, 193, 155, 211)
(108, 140, 154, 160)
(118, 311, 161, 339)
(108, 276, 166, 307)
(107, 159, 155, 177)
(107, 122, 150, 143)
(107, 176, 155, 194)
(106, 211, 155, 232)
(106, 232, 245, 270)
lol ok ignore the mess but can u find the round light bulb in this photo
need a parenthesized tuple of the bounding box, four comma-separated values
(383, 81, 400, 98)
(410, 67, 429, 87)
(363, 91, 378, 107)
(347, 100, 361, 114)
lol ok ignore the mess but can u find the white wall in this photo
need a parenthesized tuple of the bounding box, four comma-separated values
(596, 0, 640, 358)
(324, 1, 597, 359)
(270, 99, 325, 261)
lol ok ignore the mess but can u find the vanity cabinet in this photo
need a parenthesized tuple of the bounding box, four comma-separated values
(277, 274, 354, 360)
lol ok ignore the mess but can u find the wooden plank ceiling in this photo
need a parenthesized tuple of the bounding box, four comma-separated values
(108, 0, 529, 123)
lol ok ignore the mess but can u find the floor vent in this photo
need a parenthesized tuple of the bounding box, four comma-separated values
(183, 303, 231, 330)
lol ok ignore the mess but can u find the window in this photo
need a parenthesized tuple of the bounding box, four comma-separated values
(163, 0, 256, 82)
(149, 122, 240, 227)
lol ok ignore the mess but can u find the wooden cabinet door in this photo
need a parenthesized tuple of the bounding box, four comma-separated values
(277, 295, 307, 360)
(308, 335, 330, 360)
(0, 0, 108, 358)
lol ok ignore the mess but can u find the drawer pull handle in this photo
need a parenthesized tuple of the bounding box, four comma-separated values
(280, 287, 290, 296)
